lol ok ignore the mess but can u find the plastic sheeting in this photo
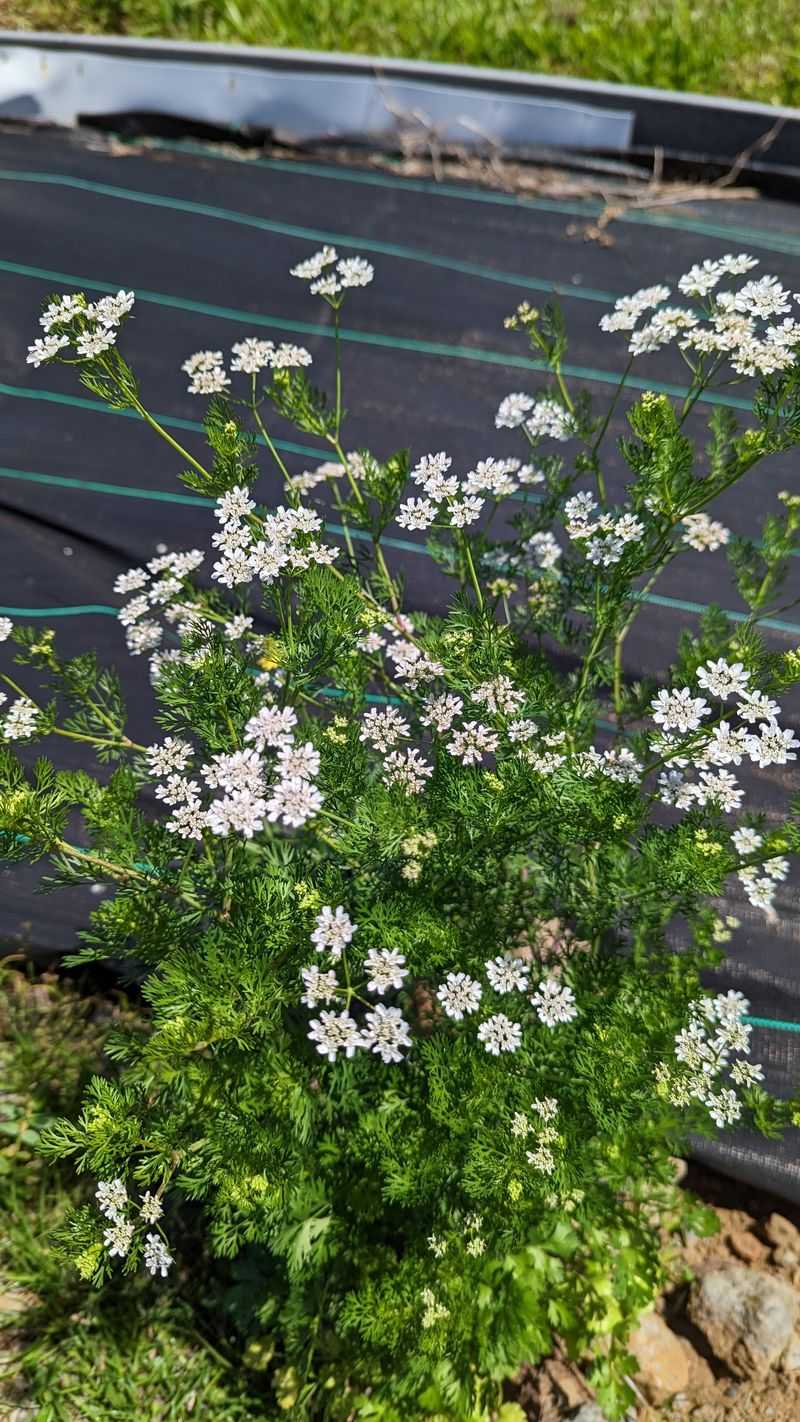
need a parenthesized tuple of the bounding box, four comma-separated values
(0, 123, 798, 1195)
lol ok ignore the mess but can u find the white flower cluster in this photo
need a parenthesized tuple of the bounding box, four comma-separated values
(146, 705, 324, 841)
(435, 961, 577, 1055)
(599, 255, 800, 376)
(1, 695, 40, 742)
(27, 289, 135, 367)
(562, 491, 645, 567)
(304, 905, 413, 1065)
(656, 990, 762, 1127)
(395, 451, 543, 533)
(511, 1096, 562, 1175)
(210, 487, 339, 590)
(681, 513, 731, 553)
(290, 245, 374, 300)
(114, 548, 206, 665)
(495, 393, 575, 442)
(182, 339, 312, 394)
(95, 1177, 173, 1277)
(652, 660, 799, 834)
(732, 826, 789, 917)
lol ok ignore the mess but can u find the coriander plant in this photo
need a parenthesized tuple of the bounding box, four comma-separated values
(4, 248, 800, 1420)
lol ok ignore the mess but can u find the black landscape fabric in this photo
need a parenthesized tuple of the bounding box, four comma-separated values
(0, 123, 799, 1196)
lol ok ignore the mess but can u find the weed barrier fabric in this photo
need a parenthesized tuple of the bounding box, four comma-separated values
(0, 123, 799, 1196)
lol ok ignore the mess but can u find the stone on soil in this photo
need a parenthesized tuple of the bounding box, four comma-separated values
(627, 1310, 690, 1401)
(689, 1264, 799, 1377)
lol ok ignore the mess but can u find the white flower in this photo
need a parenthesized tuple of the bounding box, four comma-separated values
(290, 246, 338, 279)
(143, 1232, 174, 1278)
(311, 905, 356, 959)
(76, 327, 117, 359)
(207, 787, 268, 839)
(146, 737, 193, 776)
(91, 290, 135, 326)
(446, 721, 498, 766)
(271, 343, 314, 369)
(524, 400, 574, 441)
(39, 292, 86, 328)
(360, 706, 411, 752)
(357, 630, 386, 654)
(230, 337, 274, 373)
(266, 777, 323, 828)
(165, 800, 207, 841)
(472, 676, 524, 717)
(732, 826, 762, 855)
(765, 856, 790, 882)
(696, 659, 750, 699)
(495, 392, 534, 429)
(421, 693, 463, 733)
(96, 1178, 128, 1222)
(27, 333, 69, 366)
(396, 497, 438, 531)
(215, 486, 255, 523)
(273, 741, 319, 782)
(524, 531, 561, 570)
(117, 595, 150, 627)
(181, 350, 230, 394)
(361, 1004, 412, 1063)
(244, 704, 297, 750)
(0, 617, 11, 642)
(705, 1087, 742, 1128)
(201, 748, 264, 793)
(154, 775, 202, 807)
(337, 257, 374, 288)
(682, 513, 730, 552)
(113, 567, 149, 596)
(731, 1059, 764, 1087)
(382, 747, 433, 795)
(437, 972, 482, 1021)
(485, 955, 529, 993)
(477, 1013, 522, 1055)
(586, 533, 625, 567)
(140, 1192, 163, 1224)
(507, 717, 538, 743)
(224, 614, 254, 640)
(530, 977, 578, 1027)
(300, 965, 340, 1008)
(746, 720, 799, 768)
(308, 1010, 361, 1061)
(449, 496, 485, 527)
(2, 698, 39, 741)
(696, 769, 743, 813)
(364, 948, 407, 995)
(310, 273, 343, 297)
(412, 452, 452, 487)
(733, 275, 792, 320)
(651, 687, 710, 733)
(103, 1220, 135, 1258)
(532, 1096, 559, 1121)
(736, 689, 780, 724)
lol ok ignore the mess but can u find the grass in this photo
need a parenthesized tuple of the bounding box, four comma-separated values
(0, 962, 264, 1421)
(1, 0, 800, 108)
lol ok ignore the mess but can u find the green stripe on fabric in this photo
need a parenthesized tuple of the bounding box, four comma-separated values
(0, 167, 618, 306)
(137, 138, 800, 261)
(0, 381, 324, 462)
(642, 590, 800, 635)
(0, 604, 118, 616)
(745, 1015, 800, 1033)
(0, 257, 753, 412)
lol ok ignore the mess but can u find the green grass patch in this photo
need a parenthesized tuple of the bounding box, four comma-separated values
(2, 0, 800, 108)
(0, 963, 263, 1421)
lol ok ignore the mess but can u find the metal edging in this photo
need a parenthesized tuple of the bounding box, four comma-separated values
(1, 30, 800, 168)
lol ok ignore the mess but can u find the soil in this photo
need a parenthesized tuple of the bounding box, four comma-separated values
(518, 1161, 800, 1421)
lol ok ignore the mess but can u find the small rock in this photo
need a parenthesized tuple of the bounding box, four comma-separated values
(544, 1358, 587, 1409)
(689, 1264, 799, 1377)
(773, 1245, 800, 1271)
(569, 1406, 610, 1422)
(765, 1213, 800, 1251)
(781, 1330, 800, 1372)
(729, 1229, 766, 1264)
(628, 1311, 690, 1401)
(670, 1156, 689, 1183)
